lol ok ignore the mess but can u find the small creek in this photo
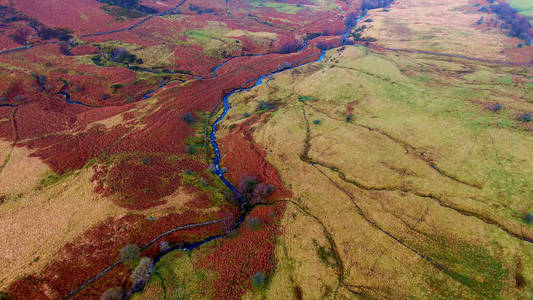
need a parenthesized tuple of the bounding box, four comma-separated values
(64, 5, 369, 299)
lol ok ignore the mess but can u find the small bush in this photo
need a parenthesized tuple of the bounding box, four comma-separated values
(182, 112, 196, 124)
(100, 287, 125, 300)
(346, 114, 354, 122)
(344, 12, 359, 28)
(111, 47, 137, 63)
(189, 3, 214, 14)
(120, 244, 141, 264)
(257, 101, 277, 111)
(490, 103, 502, 112)
(141, 157, 150, 165)
(298, 96, 311, 102)
(252, 272, 266, 288)
(243, 112, 250, 118)
(236, 175, 274, 205)
(38, 27, 72, 41)
(518, 113, 532, 123)
(159, 241, 171, 253)
(247, 217, 262, 230)
(37, 75, 47, 91)
(10, 27, 31, 45)
(186, 145, 197, 155)
(304, 32, 321, 40)
(526, 212, 533, 225)
(111, 84, 123, 93)
(279, 40, 304, 54)
(313, 119, 322, 125)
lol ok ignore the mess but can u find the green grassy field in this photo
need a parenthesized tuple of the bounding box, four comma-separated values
(508, 0, 533, 24)
(219, 45, 533, 298)
(131, 45, 533, 299)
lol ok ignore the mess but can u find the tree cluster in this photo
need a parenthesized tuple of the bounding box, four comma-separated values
(1, 5, 73, 44)
(91, 47, 142, 66)
(189, 3, 215, 14)
(98, 0, 158, 15)
(361, 0, 394, 10)
(278, 40, 304, 54)
(130, 257, 153, 288)
(490, 3, 532, 43)
(236, 175, 275, 206)
(344, 12, 359, 28)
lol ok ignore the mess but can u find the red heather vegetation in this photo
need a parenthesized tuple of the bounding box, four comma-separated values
(0, 107, 16, 141)
(92, 155, 206, 210)
(196, 203, 286, 300)
(219, 112, 291, 201)
(7, 208, 233, 299)
(11, 0, 138, 36)
(0, 1, 368, 297)
(220, 130, 289, 202)
(186, 192, 214, 209)
(22, 124, 130, 172)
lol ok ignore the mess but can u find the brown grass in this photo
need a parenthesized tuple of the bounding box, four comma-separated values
(217, 45, 533, 298)
(360, 0, 533, 62)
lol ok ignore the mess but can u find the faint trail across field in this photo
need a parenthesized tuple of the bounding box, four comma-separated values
(369, 45, 533, 67)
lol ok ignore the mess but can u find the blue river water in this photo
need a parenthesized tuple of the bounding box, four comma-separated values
(209, 49, 326, 194)
(143, 81, 172, 99)
(66, 8, 365, 298)
(58, 92, 101, 108)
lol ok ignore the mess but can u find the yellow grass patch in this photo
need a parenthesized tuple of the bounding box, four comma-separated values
(226, 29, 278, 40)
(0, 146, 50, 196)
(0, 165, 201, 289)
(218, 45, 533, 298)
(360, 0, 513, 60)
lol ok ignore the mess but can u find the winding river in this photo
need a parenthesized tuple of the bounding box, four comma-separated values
(64, 6, 367, 299)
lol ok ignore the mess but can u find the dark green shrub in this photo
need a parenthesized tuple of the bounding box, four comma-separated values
(346, 114, 354, 122)
(182, 112, 196, 124)
(38, 27, 72, 41)
(257, 100, 277, 111)
(298, 96, 311, 102)
(186, 145, 197, 155)
(252, 272, 266, 288)
(110, 84, 123, 93)
(518, 113, 532, 123)
(120, 244, 140, 264)
(490, 103, 502, 112)
(141, 157, 150, 165)
(246, 217, 262, 230)
(526, 212, 533, 225)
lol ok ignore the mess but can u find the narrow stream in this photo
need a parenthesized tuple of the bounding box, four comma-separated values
(65, 6, 370, 299)
(58, 92, 101, 108)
